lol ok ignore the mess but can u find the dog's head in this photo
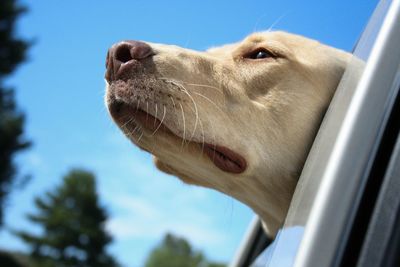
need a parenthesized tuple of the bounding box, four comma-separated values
(105, 31, 351, 236)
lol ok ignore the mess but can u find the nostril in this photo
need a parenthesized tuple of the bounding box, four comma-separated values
(115, 44, 133, 63)
(107, 41, 154, 82)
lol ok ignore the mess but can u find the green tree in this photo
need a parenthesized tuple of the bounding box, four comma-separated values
(145, 233, 226, 267)
(16, 169, 119, 267)
(0, 0, 31, 226)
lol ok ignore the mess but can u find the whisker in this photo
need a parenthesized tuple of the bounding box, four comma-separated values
(179, 87, 199, 142)
(154, 103, 158, 127)
(151, 105, 167, 136)
(146, 101, 149, 122)
(192, 92, 226, 116)
(159, 77, 223, 95)
(155, 78, 226, 153)
(132, 124, 140, 133)
(120, 116, 135, 129)
(179, 102, 186, 149)
(100, 103, 110, 117)
(169, 96, 176, 108)
(253, 13, 268, 32)
(182, 82, 223, 95)
(137, 130, 144, 142)
(158, 79, 201, 142)
(157, 62, 180, 72)
(266, 13, 288, 32)
(136, 98, 141, 111)
(183, 33, 192, 49)
(197, 117, 206, 158)
(117, 113, 144, 141)
(207, 115, 218, 159)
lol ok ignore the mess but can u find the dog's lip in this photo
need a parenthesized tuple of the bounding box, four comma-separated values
(112, 102, 247, 174)
(203, 144, 247, 174)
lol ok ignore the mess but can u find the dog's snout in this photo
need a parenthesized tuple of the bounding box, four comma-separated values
(105, 40, 153, 82)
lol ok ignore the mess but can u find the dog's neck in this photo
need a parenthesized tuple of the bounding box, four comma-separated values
(237, 174, 297, 238)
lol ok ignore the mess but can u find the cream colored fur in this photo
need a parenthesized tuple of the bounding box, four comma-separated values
(105, 31, 352, 237)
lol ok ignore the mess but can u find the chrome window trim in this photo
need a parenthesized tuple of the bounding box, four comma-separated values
(229, 217, 271, 267)
(229, 217, 260, 267)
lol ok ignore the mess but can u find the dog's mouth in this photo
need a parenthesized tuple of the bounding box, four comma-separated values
(109, 101, 247, 174)
(203, 144, 247, 174)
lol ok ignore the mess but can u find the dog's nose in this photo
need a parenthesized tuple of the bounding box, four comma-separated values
(113, 40, 153, 62)
(105, 40, 153, 82)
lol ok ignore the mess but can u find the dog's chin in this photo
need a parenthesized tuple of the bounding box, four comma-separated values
(153, 157, 210, 186)
(109, 100, 248, 174)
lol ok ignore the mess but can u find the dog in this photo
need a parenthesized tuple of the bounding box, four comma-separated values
(104, 31, 351, 237)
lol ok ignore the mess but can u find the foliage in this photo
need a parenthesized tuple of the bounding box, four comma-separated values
(145, 233, 226, 267)
(15, 170, 119, 267)
(0, 0, 31, 226)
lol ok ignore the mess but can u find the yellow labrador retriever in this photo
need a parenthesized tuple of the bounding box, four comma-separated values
(105, 31, 351, 236)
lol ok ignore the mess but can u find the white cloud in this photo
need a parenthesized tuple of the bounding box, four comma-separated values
(111, 195, 160, 220)
(105, 192, 229, 246)
(168, 222, 228, 245)
(106, 214, 227, 246)
(106, 217, 147, 238)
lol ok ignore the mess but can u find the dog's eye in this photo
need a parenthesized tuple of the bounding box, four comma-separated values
(244, 49, 275, 60)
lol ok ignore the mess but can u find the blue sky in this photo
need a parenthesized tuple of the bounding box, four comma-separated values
(0, 0, 378, 266)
